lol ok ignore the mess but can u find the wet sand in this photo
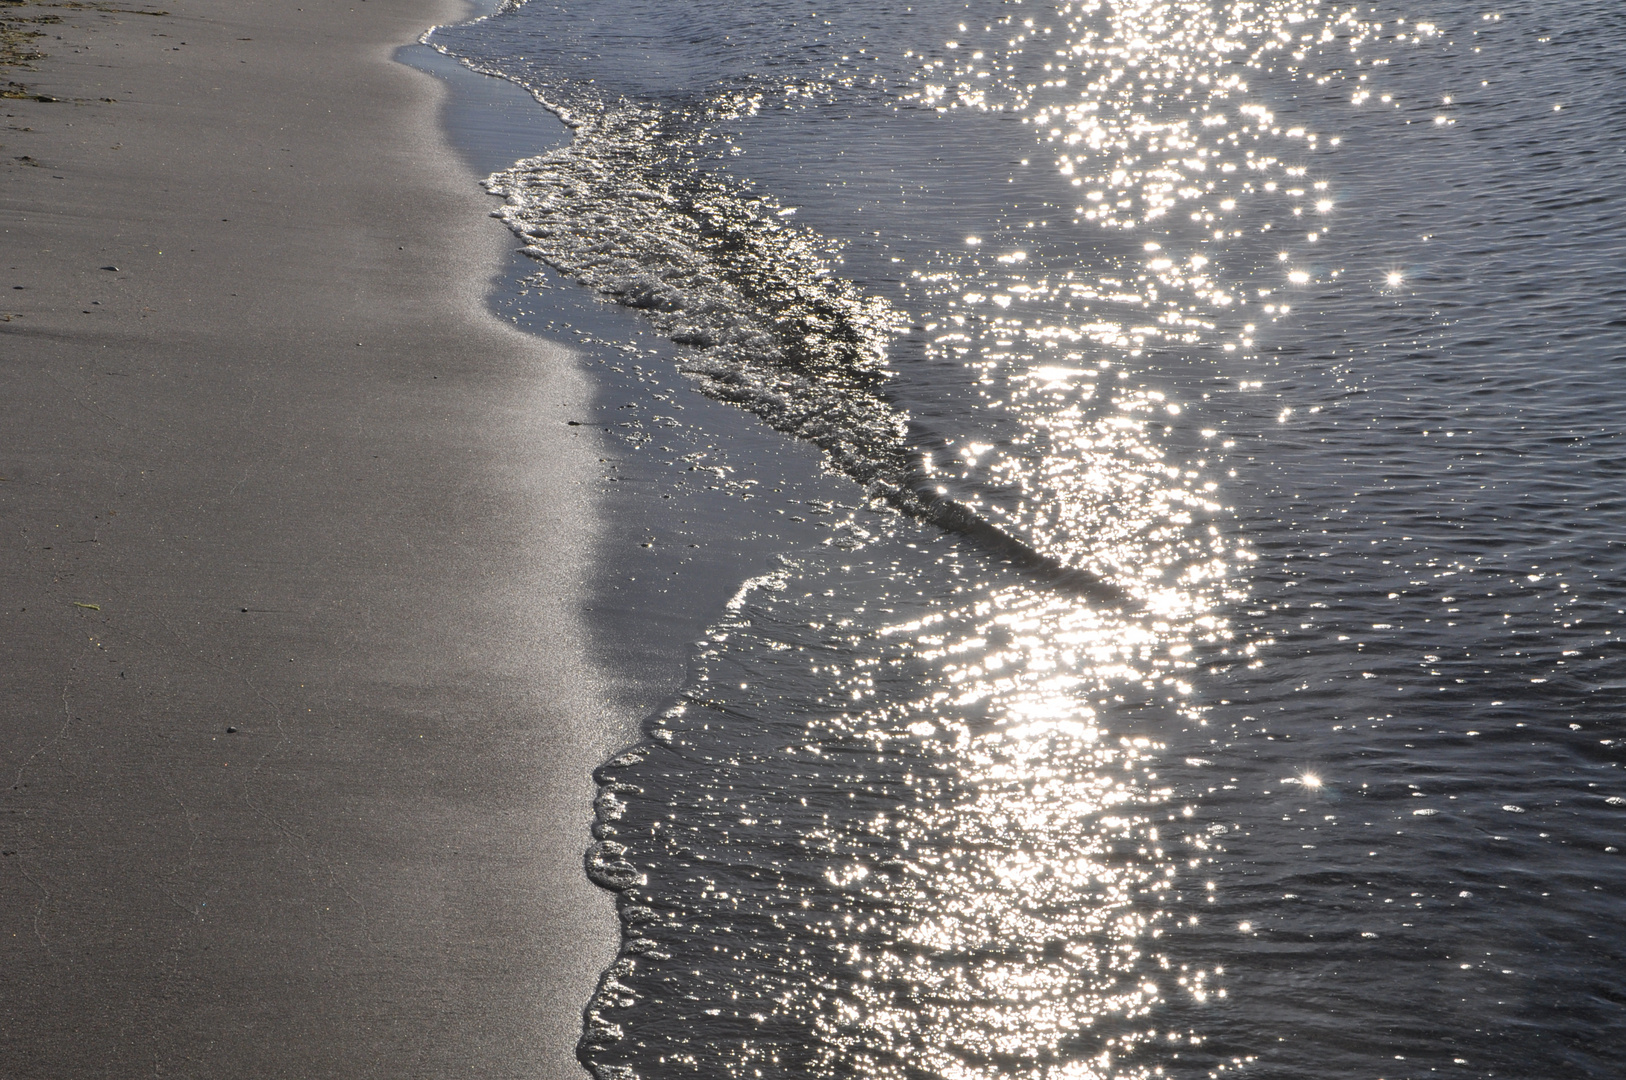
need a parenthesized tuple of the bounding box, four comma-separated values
(0, 1, 625, 1075)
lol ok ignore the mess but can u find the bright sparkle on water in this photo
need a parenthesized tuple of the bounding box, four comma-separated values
(434, 0, 1626, 1074)
(568, 0, 1430, 1075)
(569, 0, 1409, 1068)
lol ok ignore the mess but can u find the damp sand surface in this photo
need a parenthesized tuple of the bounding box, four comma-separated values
(1, 2, 619, 1076)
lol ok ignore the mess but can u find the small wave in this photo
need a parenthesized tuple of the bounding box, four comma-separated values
(488, 104, 1117, 599)
(488, 103, 907, 469)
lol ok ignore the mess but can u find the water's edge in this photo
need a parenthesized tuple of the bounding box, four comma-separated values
(397, 35, 884, 1078)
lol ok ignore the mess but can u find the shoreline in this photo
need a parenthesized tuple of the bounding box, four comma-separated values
(405, 23, 907, 1078)
(408, 20, 869, 723)
(1, 2, 625, 1075)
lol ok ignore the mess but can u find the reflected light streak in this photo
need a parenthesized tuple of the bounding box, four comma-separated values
(815, 583, 1227, 1080)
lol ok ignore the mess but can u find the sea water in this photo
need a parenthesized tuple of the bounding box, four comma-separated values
(428, 1, 1626, 1076)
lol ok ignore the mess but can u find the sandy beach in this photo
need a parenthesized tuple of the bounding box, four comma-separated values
(1, 1, 626, 1075)
(11, 0, 1626, 1076)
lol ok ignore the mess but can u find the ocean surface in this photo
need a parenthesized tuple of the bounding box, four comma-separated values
(427, 1, 1626, 1076)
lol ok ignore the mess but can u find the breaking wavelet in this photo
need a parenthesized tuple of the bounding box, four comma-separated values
(485, 101, 1122, 596)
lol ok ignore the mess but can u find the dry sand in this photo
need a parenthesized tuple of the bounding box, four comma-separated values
(1, 1, 625, 1075)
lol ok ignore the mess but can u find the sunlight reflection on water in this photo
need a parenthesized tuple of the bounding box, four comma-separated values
(433, 0, 1626, 1074)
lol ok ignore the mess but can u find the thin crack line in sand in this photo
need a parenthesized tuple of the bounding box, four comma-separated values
(134, 608, 378, 946)
(16, 858, 56, 953)
(8, 641, 87, 796)
(41, 368, 191, 452)
(3, 643, 94, 957)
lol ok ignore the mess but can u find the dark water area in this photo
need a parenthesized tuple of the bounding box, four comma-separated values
(427, 1, 1626, 1076)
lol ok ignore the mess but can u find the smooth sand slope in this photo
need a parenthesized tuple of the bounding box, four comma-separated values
(1, 1, 622, 1075)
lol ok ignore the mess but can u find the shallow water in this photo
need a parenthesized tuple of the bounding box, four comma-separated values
(429, 2, 1626, 1076)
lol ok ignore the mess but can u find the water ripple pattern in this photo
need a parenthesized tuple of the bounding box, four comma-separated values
(430, 0, 1626, 1077)
(584, 537, 1223, 1080)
